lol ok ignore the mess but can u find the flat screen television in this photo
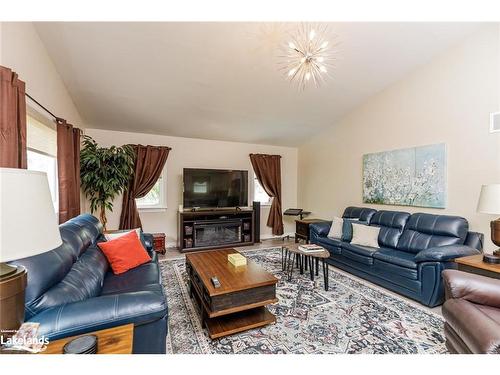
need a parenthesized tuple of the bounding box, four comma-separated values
(183, 168, 248, 209)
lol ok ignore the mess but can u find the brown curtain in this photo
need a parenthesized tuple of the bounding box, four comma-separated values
(249, 153, 284, 235)
(57, 118, 82, 223)
(0, 66, 27, 168)
(119, 145, 171, 230)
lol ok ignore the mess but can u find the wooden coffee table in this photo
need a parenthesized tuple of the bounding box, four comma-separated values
(185, 249, 278, 339)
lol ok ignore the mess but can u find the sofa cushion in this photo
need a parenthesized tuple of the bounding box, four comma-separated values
(373, 248, 418, 269)
(342, 242, 380, 257)
(101, 262, 161, 295)
(397, 213, 468, 254)
(464, 232, 484, 250)
(68, 214, 103, 246)
(442, 299, 500, 353)
(341, 242, 379, 265)
(342, 206, 377, 223)
(25, 245, 108, 318)
(369, 210, 410, 249)
(372, 259, 418, 280)
(341, 250, 374, 265)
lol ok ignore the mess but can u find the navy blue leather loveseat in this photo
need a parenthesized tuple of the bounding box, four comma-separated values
(310, 207, 483, 307)
(9, 214, 168, 354)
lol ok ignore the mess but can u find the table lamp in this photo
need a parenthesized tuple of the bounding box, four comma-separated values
(0, 168, 62, 338)
(477, 184, 500, 262)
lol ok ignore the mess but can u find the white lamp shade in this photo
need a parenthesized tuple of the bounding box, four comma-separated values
(0, 168, 62, 262)
(477, 184, 500, 215)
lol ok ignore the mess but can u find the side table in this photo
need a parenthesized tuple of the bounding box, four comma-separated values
(282, 244, 330, 291)
(152, 233, 166, 254)
(454, 254, 500, 279)
(41, 323, 134, 354)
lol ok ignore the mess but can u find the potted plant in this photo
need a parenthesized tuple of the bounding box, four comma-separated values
(80, 135, 134, 230)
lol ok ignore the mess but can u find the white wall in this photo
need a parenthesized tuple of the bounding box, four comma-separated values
(298, 25, 500, 253)
(85, 129, 298, 246)
(0, 22, 84, 127)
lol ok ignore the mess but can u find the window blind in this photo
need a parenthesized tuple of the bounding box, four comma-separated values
(27, 115, 57, 157)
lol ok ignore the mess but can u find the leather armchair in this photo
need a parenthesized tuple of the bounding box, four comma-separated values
(442, 270, 500, 353)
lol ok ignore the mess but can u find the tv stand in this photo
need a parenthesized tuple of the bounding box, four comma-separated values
(178, 208, 255, 252)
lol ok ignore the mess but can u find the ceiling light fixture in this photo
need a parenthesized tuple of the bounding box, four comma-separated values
(278, 24, 339, 90)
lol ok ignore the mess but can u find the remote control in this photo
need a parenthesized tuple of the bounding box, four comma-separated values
(211, 276, 221, 288)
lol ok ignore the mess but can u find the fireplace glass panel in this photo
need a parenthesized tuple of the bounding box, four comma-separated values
(194, 221, 242, 247)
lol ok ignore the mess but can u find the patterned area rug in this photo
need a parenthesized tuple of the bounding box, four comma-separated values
(160, 248, 447, 354)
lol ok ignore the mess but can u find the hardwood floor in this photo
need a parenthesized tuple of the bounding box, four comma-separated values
(159, 237, 290, 261)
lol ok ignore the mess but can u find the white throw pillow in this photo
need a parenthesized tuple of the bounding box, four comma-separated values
(104, 228, 141, 241)
(327, 217, 344, 239)
(350, 223, 380, 248)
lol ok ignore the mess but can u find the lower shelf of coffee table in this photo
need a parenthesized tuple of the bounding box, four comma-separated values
(206, 306, 276, 339)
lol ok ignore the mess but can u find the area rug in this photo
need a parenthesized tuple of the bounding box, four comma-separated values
(159, 248, 447, 354)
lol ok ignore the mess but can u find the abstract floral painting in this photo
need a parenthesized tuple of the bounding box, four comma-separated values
(363, 143, 446, 208)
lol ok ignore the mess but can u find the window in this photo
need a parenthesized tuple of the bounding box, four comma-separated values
(26, 115, 58, 212)
(253, 175, 272, 205)
(136, 171, 167, 210)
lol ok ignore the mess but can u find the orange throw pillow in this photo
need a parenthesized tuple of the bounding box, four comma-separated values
(98, 230, 151, 275)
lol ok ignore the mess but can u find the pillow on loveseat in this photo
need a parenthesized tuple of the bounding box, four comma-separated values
(98, 230, 151, 274)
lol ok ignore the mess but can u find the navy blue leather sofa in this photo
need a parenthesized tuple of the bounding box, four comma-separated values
(310, 207, 483, 307)
(9, 214, 168, 354)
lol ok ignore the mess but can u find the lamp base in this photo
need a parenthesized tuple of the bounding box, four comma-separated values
(0, 263, 18, 279)
(0, 265, 27, 340)
(491, 219, 500, 247)
(483, 253, 500, 264)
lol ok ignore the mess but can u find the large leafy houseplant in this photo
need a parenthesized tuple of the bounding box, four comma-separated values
(80, 135, 134, 230)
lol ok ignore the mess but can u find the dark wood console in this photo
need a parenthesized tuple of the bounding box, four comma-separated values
(178, 209, 255, 252)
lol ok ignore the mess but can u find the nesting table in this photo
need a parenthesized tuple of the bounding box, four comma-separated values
(282, 243, 330, 291)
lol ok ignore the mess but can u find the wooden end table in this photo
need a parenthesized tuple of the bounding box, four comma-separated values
(41, 324, 134, 354)
(151, 233, 166, 254)
(185, 249, 278, 339)
(282, 244, 330, 291)
(454, 254, 500, 279)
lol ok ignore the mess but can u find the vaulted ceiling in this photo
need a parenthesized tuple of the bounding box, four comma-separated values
(35, 22, 483, 146)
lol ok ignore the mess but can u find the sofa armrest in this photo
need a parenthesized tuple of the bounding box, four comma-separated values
(414, 245, 480, 263)
(28, 289, 168, 341)
(309, 221, 332, 238)
(443, 269, 500, 308)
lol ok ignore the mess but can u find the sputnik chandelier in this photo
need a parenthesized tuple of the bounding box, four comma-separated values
(278, 23, 339, 90)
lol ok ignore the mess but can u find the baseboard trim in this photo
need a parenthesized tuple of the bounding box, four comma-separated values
(260, 232, 295, 241)
(165, 232, 295, 249)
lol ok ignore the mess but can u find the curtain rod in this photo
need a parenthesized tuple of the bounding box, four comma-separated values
(25, 93, 59, 121)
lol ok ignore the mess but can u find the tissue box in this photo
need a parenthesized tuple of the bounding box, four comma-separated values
(228, 253, 247, 267)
